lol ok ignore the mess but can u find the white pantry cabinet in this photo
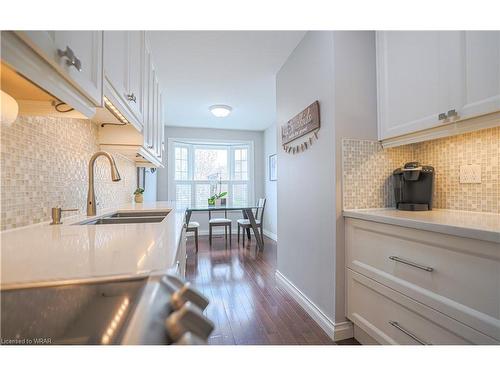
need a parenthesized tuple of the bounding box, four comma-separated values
(14, 31, 103, 106)
(103, 31, 146, 129)
(377, 31, 500, 143)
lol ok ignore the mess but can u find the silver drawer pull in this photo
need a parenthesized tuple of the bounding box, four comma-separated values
(438, 112, 448, 120)
(389, 321, 428, 345)
(389, 256, 434, 272)
(125, 93, 137, 103)
(57, 46, 82, 71)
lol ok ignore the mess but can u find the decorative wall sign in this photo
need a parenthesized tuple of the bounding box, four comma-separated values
(282, 129, 320, 154)
(269, 154, 277, 181)
(281, 100, 320, 145)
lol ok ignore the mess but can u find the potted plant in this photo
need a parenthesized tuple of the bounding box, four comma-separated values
(134, 188, 144, 203)
(208, 191, 227, 206)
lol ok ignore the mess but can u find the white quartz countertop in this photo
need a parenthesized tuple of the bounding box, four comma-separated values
(0, 201, 185, 288)
(343, 208, 500, 244)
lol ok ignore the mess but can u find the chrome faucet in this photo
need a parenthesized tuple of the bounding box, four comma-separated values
(87, 151, 121, 216)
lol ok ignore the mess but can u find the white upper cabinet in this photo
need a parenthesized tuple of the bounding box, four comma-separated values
(376, 31, 458, 139)
(143, 41, 154, 150)
(15, 31, 103, 106)
(457, 31, 500, 119)
(103, 31, 128, 103)
(103, 31, 145, 128)
(377, 31, 500, 142)
(127, 32, 146, 124)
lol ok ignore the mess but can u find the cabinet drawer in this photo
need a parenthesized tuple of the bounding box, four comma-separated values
(345, 218, 500, 340)
(347, 269, 497, 345)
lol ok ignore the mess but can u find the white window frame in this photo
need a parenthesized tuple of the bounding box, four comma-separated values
(167, 138, 255, 207)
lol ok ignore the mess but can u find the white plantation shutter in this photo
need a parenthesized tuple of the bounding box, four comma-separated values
(169, 140, 253, 207)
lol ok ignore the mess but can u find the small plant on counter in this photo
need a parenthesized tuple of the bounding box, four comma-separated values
(134, 188, 145, 203)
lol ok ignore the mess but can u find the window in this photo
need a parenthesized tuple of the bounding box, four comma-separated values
(168, 140, 253, 207)
(174, 146, 188, 180)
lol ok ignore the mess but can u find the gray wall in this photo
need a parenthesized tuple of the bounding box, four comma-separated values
(276, 31, 377, 326)
(276, 31, 337, 320)
(157, 125, 265, 233)
(263, 124, 278, 239)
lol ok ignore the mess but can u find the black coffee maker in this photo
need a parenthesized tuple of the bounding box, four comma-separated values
(393, 162, 434, 211)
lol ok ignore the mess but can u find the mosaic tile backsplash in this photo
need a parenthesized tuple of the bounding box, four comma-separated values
(342, 127, 500, 213)
(1, 116, 137, 230)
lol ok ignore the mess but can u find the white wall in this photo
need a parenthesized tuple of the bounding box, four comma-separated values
(157, 126, 265, 233)
(263, 124, 278, 239)
(276, 31, 337, 320)
(332, 31, 378, 322)
(276, 31, 377, 332)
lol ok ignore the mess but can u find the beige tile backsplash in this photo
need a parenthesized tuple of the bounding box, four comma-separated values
(1, 116, 137, 230)
(343, 127, 500, 213)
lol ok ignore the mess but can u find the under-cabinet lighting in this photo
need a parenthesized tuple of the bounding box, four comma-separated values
(1, 89, 19, 126)
(104, 96, 129, 124)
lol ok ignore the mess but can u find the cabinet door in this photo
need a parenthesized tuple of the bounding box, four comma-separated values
(127, 31, 146, 125)
(376, 31, 456, 140)
(143, 42, 154, 149)
(155, 81, 161, 158)
(159, 91, 165, 159)
(146, 63, 158, 155)
(457, 31, 500, 119)
(103, 31, 128, 105)
(15, 31, 103, 106)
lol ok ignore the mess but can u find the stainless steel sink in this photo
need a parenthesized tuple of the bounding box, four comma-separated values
(77, 211, 169, 225)
(109, 211, 169, 218)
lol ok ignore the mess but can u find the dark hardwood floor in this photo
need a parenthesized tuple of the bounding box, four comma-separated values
(185, 233, 359, 345)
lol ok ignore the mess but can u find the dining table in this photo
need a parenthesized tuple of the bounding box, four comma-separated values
(184, 204, 264, 251)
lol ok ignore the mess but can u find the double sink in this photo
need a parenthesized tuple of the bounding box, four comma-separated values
(78, 210, 170, 225)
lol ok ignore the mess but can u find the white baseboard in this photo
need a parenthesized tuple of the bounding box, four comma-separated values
(262, 229, 277, 241)
(275, 270, 353, 341)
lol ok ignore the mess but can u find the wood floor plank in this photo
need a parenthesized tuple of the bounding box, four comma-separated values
(185, 234, 358, 345)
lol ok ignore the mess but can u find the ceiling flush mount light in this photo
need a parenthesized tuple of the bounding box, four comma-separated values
(209, 104, 232, 118)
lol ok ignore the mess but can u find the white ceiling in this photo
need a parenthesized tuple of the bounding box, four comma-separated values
(148, 31, 306, 131)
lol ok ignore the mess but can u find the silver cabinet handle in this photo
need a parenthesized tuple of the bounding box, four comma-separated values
(125, 93, 137, 103)
(389, 321, 428, 345)
(57, 46, 82, 71)
(438, 112, 448, 120)
(389, 256, 434, 272)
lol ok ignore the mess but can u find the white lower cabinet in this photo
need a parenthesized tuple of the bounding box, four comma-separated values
(347, 269, 494, 344)
(345, 218, 500, 344)
(174, 226, 187, 279)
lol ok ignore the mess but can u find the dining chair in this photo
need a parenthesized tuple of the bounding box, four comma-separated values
(184, 210, 199, 253)
(208, 210, 232, 246)
(237, 198, 266, 246)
